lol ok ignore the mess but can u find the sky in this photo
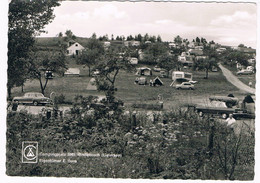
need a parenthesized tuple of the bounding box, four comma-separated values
(40, 1, 257, 48)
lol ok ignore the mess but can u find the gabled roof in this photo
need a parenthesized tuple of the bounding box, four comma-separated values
(153, 76, 163, 84)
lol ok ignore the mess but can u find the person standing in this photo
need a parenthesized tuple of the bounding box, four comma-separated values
(249, 81, 252, 88)
(226, 114, 236, 130)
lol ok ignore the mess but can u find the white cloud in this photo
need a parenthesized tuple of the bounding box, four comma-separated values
(93, 4, 128, 19)
(210, 11, 256, 27)
(155, 19, 173, 24)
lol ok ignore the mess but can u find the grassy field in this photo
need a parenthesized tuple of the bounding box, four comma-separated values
(12, 62, 245, 110)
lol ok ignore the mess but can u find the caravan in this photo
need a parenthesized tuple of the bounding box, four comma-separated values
(170, 71, 193, 86)
(172, 71, 192, 81)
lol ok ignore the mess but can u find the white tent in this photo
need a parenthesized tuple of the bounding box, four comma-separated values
(86, 78, 98, 90)
(64, 68, 80, 76)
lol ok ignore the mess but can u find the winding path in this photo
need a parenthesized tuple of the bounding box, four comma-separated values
(218, 63, 255, 94)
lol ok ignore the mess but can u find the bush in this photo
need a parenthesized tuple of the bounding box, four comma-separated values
(132, 102, 163, 110)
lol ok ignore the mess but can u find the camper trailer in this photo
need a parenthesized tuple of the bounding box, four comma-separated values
(172, 71, 192, 81)
(135, 67, 152, 76)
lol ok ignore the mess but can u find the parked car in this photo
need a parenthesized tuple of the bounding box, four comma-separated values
(12, 92, 52, 106)
(92, 69, 100, 76)
(153, 65, 162, 72)
(176, 82, 194, 90)
(237, 69, 254, 75)
(45, 71, 54, 79)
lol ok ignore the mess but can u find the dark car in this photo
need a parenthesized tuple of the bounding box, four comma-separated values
(12, 92, 52, 106)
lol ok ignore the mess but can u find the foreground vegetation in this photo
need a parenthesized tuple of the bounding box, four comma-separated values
(6, 103, 254, 179)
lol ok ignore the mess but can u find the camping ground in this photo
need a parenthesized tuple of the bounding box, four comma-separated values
(11, 62, 247, 110)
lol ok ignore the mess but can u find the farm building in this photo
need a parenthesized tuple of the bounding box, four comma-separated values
(64, 68, 80, 76)
(135, 67, 152, 76)
(66, 42, 84, 56)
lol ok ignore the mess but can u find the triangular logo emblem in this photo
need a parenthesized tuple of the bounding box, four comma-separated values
(27, 148, 35, 157)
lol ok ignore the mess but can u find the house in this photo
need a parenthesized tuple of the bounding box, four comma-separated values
(178, 53, 194, 67)
(131, 41, 141, 46)
(168, 42, 177, 48)
(138, 49, 144, 60)
(248, 58, 256, 65)
(135, 67, 152, 76)
(64, 68, 80, 76)
(66, 42, 84, 56)
(195, 55, 209, 61)
(103, 41, 111, 48)
(195, 46, 204, 50)
(216, 47, 226, 53)
(210, 44, 217, 49)
(129, 57, 138, 65)
(124, 41, 140, 47)
(188, 49, 203, 56)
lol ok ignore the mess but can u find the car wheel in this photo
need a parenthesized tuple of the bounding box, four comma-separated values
(189, 87, 192, 90)
(198, 111, 203, 117)
(33, 101, 38, 106)
(222, 113, 228, 119)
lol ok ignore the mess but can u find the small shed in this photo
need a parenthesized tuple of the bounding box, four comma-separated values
(135, 67, 152, 76)
(64, 68, 80, 77)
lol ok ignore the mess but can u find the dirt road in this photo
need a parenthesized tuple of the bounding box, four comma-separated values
(218, 63, 255, 94)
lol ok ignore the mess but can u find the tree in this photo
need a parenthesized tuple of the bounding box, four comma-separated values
(226, 51, 250, 67)
(143, 42, 168, 64)
(144, 33, 149, 42)
(77, 38, 104, 76)
(28, 50, 67, 95)
(136, 34, 142, 42)
(238, 44, 246, 48)
(64, 30, 76, 41)
(174, 35, 182, 44)
(8, 0, 60, 98)
(194, 58, 217, 79)
(196, 37, 201, 43)
(157, 54, 179, 72)
(156, 35, 162, 42)
(95, 48, 134, 104)
(91, 33, 97, 39)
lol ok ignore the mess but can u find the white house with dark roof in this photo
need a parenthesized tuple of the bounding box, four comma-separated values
(66, 42, 85, 56)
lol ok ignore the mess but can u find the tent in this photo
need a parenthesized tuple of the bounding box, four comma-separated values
(150, 76, 163, 86)
(64, 68, 80, 76)
(135, 67, 152, 76)
(86, 78, 98, 90)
